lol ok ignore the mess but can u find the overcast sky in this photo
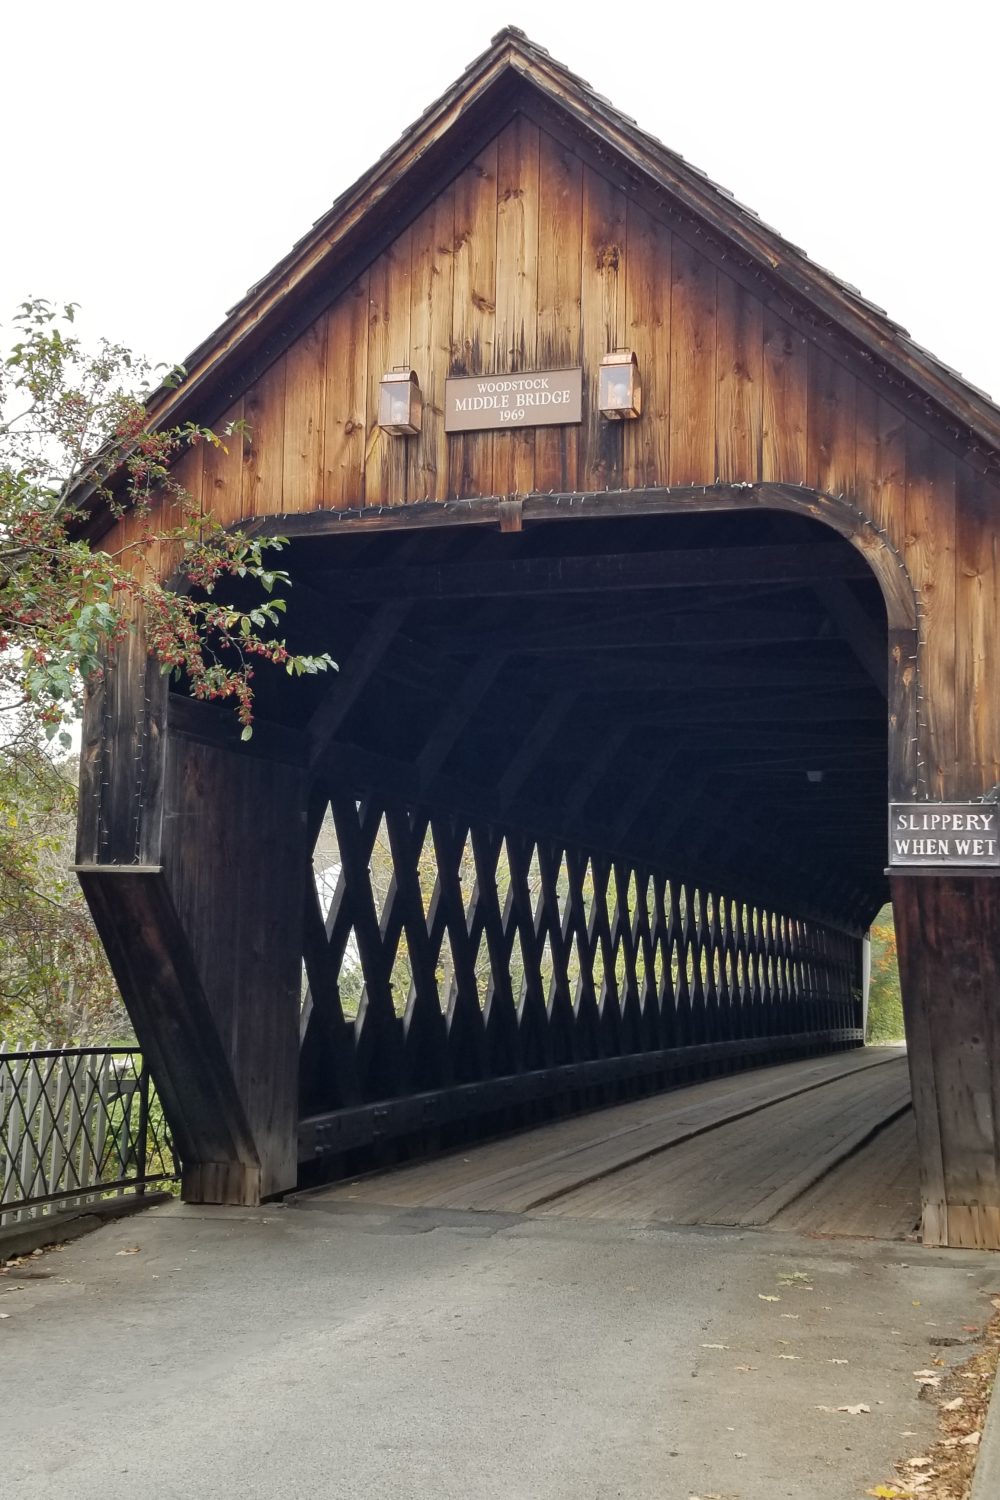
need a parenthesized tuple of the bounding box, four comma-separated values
(4, 1, 998, 400)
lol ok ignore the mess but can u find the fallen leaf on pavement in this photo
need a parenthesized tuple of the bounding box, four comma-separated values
(701, 1343, 729, 1350)
(115, 1247, 141, 1257)
(829, 1358, 849, 1365)
(758, 1294, 780, 1302)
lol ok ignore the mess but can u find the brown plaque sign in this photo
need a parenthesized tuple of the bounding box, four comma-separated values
(445, 368, 583, 433)
(889, 803, 1000, 868)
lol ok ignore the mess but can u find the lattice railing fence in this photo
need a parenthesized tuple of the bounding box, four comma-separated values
(0, 1046, 177, 1227)
(299, 792, 863, 1150)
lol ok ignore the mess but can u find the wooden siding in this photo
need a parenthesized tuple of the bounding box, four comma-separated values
(104, 114, 1000, 801)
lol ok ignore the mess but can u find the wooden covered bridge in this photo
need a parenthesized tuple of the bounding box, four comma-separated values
(75, 31, 1000, 1248)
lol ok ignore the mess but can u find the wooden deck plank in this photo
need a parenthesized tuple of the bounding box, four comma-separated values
(541, 1060, 910, 1225)
(309, 1048, 907, 1220)
(771, 1110, 920, 1240)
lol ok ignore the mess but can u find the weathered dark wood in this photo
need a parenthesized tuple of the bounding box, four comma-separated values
(158, 725, 307, 1199)
(892, 873, 1000, 1250)
(75, 868, 262, 1205)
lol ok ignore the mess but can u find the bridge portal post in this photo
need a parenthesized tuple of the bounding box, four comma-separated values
(76, 626, 308, 1206)
(891, 873, 1000, 1250)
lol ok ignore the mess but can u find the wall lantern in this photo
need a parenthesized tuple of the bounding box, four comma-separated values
(378, 367, 422, 436)
(598, 349, 642, 420)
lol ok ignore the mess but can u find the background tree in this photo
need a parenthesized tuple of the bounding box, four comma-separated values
(866, 903, 905, 1044)
(0, 708, 126, 1042)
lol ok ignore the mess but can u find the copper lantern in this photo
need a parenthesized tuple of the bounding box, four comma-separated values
(378, 367, 422, 436)
(598, 349, 641, 420)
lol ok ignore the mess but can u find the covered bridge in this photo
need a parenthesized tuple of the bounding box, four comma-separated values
(76, 30, 1000, 1249)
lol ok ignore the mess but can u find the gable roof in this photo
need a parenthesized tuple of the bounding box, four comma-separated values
(133, 29, 1000, 496)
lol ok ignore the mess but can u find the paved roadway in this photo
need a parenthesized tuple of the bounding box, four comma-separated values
(3, 1056, 998, 1499)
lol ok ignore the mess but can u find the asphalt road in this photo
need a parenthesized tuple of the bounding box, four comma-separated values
(2, 1198, 996, 1499)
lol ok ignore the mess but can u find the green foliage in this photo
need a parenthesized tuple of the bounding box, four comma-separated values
(866, 903, 905, 1044)
(0, 298, 337, 1040)
(0, 713, 127, 1042)
(1, 297, 334, 740)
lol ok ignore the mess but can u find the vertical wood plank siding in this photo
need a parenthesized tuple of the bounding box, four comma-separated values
(101, 113, 1000, 799)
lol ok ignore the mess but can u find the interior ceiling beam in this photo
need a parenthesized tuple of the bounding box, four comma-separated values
(565, 693, 884, 727)
(413, 607, 833, 654)
(416, 651, 507, 790)
(762, 514, 889, 703)
(305, 600, 410, 770)
(497, 690, 575, 811)
(308, 542, 873, 604)
(459, 721, 883, 754)
(813, 577, 889, 700)
(504, 659, 871, 695)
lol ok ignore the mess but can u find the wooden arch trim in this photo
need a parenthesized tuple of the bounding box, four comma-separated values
(246, 481, 917, 631)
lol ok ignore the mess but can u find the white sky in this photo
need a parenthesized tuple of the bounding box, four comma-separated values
(3, 0, 999, 399)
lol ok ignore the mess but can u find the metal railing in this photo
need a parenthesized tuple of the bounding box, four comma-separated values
(0, 1044, 178, 1227)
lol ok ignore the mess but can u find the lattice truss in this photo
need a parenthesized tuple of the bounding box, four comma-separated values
(299, 792, 861, 1114)
(0, 1049, 176, 1218)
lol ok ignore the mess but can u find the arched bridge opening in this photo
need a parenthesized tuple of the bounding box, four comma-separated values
(154, 493, 895, 1188)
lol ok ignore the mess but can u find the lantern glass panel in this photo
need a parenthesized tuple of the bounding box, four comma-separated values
(378, 371, 422, 435)
(597, 353, 641, 419)
(600, 365, 632, 412)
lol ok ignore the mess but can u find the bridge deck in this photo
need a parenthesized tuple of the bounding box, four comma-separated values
(308, 1046, 918, 1240)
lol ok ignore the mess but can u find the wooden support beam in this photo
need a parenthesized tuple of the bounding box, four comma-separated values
(612, 748, 684, 843)
(892, 873, 1000, 1251)
(562, 725, 630, 820)
(306, 600, 410, 767)
(497, 690, 575, 809)
(78, 653, 309, 1206)
(419, 606, 831, 655)
(299, 877, 363, 1113)
(417, 651, 506, 788)
(76, 867, 263, 1205)
(813, 578, 888, 700)
(157, 726, 308, 1200)
(567, 692, 883, 728)
(311, 542, 873, 603)
(507, 657, 870, 697)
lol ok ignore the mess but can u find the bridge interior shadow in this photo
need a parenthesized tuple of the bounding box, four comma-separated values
(177, 503, 899, 1184)
(242, 505, 891, 928)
